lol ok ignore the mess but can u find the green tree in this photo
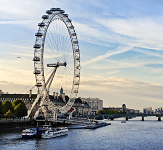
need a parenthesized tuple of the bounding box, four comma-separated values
(0, 101, 4, 115)
(14, 103, 27, 118)
(4, 110, 13, 118)
(2, 100, 14, 113)
(97, 110, 105, 114)
(97, 109, 122, 115)
(12, 99, 25, 108)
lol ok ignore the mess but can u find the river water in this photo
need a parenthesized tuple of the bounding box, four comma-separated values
(0, 116, 163, 150)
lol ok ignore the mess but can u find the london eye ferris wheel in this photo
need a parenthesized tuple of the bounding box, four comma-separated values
(27, 8, 80, 119)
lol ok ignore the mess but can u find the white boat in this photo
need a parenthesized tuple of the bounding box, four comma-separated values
(86, 122, 97, 129)
(121, 120, 126, 123)
(85, 120, 111, 129)
(42, 127, 68, 138)
(40, 125, 52, 131)
(22, 125, 52, 138)
(22, 128, 37, 138)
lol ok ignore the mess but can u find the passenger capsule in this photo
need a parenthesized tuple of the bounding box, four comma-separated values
(60, 10, 65, 13)
(69, 26, 74, 29)
(33, 57, 40, 61)
(55, 8, 61, 11)
(38, 22, 45, 27)
(66, 19, 71, 22)
(50, 8, 56, 11)
(71, 33, 76, 36)
(75, 49, 79, 52)
(73, 41, 78, 44)
(76, 66, 80, 69)
(46, 10, 52, 14)
(42, 15, 49, 19)
(33, 44, 41, 49)
(33, 70, 41, 74)
(63, 14, 68, 17)
(35, 32, 43, 37)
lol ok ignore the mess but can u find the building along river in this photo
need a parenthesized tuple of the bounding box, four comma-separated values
(0, 116, 163, 150)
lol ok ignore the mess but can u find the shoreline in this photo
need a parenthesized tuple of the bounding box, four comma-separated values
(0, 119, 71, 134)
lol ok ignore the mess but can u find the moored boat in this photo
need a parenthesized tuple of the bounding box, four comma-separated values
(41, 127, 68, 138)
(121, 120, 126, 123)
(22, 128, 37, 138)
(39, 125, 52, 134)
(85, 122, 96, 129)
(85, 120, 111, 129)
(22, 125, 52, 138)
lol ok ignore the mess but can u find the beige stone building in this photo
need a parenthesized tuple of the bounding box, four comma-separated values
(80, 97, 103, 115)
(73, 103, 90, 116)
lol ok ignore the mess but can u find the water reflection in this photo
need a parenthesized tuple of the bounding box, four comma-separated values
(1, 116, 163, 150)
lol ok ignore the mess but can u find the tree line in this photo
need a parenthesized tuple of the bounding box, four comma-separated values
(0, 99, 27, 118)
(97, 109, 122, 114)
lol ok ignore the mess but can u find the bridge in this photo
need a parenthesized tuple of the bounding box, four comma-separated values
(97, 114, 163, 121)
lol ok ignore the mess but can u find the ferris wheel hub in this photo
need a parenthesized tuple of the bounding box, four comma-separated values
(47, 62, 67, 67)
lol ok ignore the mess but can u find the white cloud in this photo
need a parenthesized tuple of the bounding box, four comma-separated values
(73, 22, 106, 40)
(84, 59, 143, 70)
(98, 70, 120, 76)
(0, 0, 53, 20)
(82, 46, 132, 66)
(0, 20, 38, 25)
(133, 48, 163, 58)
(95, 17, 163, 50)
(78, 75, 163, 110)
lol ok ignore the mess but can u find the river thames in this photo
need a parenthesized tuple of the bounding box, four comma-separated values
(0, 116, 163, 150)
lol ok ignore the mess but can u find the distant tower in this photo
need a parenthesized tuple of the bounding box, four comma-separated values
(122, 104, 126, 113)
(56, 93, 58, 99)
(29, 90, 32, 98)
(60, 87, 63, 96)
(53, 92, 55, 99)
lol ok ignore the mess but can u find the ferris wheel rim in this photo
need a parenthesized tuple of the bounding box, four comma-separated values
(33, 8, 80, 99)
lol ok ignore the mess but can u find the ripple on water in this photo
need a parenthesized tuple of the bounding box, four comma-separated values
(1, 116, 163, 150)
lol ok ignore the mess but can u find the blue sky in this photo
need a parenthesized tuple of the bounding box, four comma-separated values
(1, 0, 163, 111)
